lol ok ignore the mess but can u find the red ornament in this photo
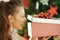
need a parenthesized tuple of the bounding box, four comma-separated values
(38, 5, 58, 19)
(47, 5, 58, 17)
(22, 0, 29, 8)
(38, 12, 45, 18)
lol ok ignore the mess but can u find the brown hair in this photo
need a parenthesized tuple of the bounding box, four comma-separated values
(0, 0, 22, 40)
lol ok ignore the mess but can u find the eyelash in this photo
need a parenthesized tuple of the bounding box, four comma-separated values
(22, 15, 25, 18)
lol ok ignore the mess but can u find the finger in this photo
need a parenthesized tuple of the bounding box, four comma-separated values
(43, 36, 52, 40)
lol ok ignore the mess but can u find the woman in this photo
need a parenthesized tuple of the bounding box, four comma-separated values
(0, 0, 26, 40)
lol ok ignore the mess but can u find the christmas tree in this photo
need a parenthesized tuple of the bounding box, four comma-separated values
(25, 0, 60, 40)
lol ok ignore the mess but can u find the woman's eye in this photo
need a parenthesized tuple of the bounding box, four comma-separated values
(22, 15, 25, 18)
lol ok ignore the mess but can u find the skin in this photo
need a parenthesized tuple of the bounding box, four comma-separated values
(31, 36, 51, 40)
(8, 6, 26, 32)
(12, 6, 26, 30)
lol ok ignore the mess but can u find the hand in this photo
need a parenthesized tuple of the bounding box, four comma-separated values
(53, 35, 60, 40)
(31, 36, 51, 40)
(42, 36, 51, 40)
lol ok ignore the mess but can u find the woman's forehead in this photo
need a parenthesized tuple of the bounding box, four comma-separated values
(20, 7, 25, 15)
(15, 6, 25, 15)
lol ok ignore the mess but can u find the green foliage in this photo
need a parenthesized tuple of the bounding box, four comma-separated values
(24, 0, 60, 40)
(25, 0, 60, 18)
(17, 21, 27, 36)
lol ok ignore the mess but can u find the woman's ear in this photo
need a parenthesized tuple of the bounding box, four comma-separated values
(8, 15, 14, 23)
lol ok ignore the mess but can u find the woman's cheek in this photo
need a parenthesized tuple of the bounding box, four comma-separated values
(16, 22, 23, 30)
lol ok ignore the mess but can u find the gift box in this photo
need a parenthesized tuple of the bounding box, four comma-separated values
(27, 15, 60, 37)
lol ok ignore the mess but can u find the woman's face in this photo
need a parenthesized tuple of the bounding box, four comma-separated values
(12, 6, 26, 30)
